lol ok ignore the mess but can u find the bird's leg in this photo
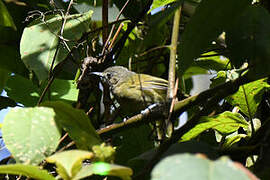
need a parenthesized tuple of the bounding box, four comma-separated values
(141, 103, 167, 144)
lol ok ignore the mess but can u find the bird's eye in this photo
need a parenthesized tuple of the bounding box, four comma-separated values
(106, 73, 112, 80)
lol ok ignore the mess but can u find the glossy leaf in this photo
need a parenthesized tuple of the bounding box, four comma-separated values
(2, 107, 61, 165)
(41, 101, 101, 150)
(181, 111, 249, 141)
(20, 11, 93, 80)
(226, 78, 270, 118)
(151, 154, 252, 180)
(46, 150, 94, 179)
(179, 0, 251, 73)
(0, 164, 55, 180)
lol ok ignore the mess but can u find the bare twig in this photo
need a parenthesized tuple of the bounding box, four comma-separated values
(102, 0, 109, 44)
(37, 1, 74, 105)
(108, 23, 124, 50)
(102, 0, 131, 55)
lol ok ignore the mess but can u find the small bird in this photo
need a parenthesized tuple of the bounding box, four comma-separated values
(92, 66, 169, 141)
(92, 66, 168, 114)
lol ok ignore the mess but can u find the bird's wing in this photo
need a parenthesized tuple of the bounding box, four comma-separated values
(133, 74, 168, 91)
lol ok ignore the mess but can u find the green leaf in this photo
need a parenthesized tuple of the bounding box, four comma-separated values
(2, 107, 61, 165)
(20, 10, 93, 81)
(46, 150, 93, 179)
(226, 78, 270, 118)
(222, 134, 247, 149)
(0, 45, 29, 77)
(195, 51, 231, 71)
(151, 154, 252, 180)
(74, 162, 133, 180)
(179, 0, 251, 73)
(183, 66, 208, 79)
(149, 0, 177, 13)
(50, 79, 79, 102)
(41, 101, 101, 150)
(5, 74, 78, 106)
(181, 111, 249, 141)
(0, 0, 16, 30)
(0, 164, 55, 180)
(0, 68, 9, 93)
(4, 74, 40, 106)
(226, 6, 270, 79)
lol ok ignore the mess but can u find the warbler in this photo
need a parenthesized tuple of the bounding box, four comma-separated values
(92, 66, 170, 141)
(93, 66, 168, 114)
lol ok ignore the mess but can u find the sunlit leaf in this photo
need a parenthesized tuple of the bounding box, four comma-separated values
(2, 107, 61, 165)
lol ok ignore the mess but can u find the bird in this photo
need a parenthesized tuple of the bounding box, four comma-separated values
(92, 66, 169, 141)
(92, 66, 168, 114)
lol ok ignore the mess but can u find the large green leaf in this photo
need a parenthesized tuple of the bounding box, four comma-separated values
(2, 107, 61, 165)
(0, 164, 55, 180)
(226, 6, 270, 79)
(41, 101, 101, 150)
(226, 78, 270, 118)
(20, 10, 93, 81)
(0, 0, 16, 30)
(151, 154, 252, 180)
(4, 74, 78, 106)
(179, 0, 251, 73)
(181, 111, 249, 141)
(46, 150, 93, 180)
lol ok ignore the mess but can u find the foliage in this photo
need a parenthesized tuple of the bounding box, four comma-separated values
(0, 0, 269, 179)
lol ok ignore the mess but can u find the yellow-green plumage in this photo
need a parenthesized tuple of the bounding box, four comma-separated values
(101, 66, 168, 114)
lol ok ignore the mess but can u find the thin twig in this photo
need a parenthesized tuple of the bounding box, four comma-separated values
(102, 0, 109, 45)
(57, 141, 75, 153)
(108, 23, 124, 50)
(37, 76, 55, 105)
(135, 45, 169, 57)
(58, 133, 69, 144)
(102, 0, 131, 55)
(38, 1, 74, 105)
